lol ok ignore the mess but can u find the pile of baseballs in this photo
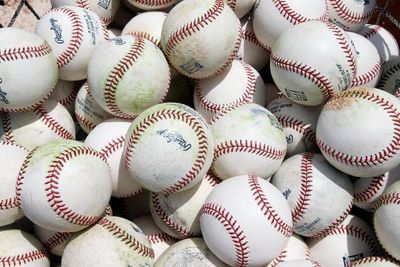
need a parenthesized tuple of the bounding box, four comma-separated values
(1, 0, 400, 266)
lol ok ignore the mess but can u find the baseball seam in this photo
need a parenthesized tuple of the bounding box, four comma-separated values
(351, 256, 399, 266)
(131, 0, 174, 8)
(34, 105, 74, 140)
(273, 0, 328, 25)
(351, 61, 381, 87)
(354, 175, 386, 203)
(124, 30, 160, 47)
(0, 197, 18, 210)
(360, 25, 381, 39)
(75, 111, 97, 132)
(15, 149, 36, 205)
(241, 28, 269, 52)
(59, 81, 81, 108)
(377, 62, 400, 89)
(268, 249, 288, 267)
(329, 0, 374, 24)
(99, 135, 125, 159)
(226, 0, 237, 11)
(276, 115, 317, 148)
(0, 250, 48, 266)
(75, 0, 114, 25)
(43, 232, 72, 251)
(375, 192, 400, 208)
(1, 112, 15, 143)
(147, 233, 177, 244)
(0, 43, 52, 62)
(0, 87, 55, 113)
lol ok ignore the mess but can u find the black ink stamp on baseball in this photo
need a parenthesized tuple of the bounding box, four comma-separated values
(156, 129, 192, 151)
(0, 78, 10, 105)
(49, 18, 64, 44)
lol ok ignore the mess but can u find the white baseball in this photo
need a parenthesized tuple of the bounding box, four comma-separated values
(358, 24, 400, 64)
(271, 152, 353, 237)
(34, 224, 73, 256)
(124, 0, 177, 11)
(276, 260, 324, 267)
(0, 141, 29, 227)
(88, 35, 170, 119)
(121, 11, 167, 47)
(149, 174, 219, 239)
(193, 60, 267, 121)
(348, 32, 381, 88)
(133, 215, 177, 261)
(48, 80, 81, 115)
(51, 0, 121, 25)
(0, 99, 76, 150)
(374, 180, 400, 261)
(267, 234, 311, 267)
(350, 257, 400, 267)
(210, 103, 287, 180)
(226, 0, 256, 19)
(308, 215, 380, 267)
(267, 95, 321, 157)
(253, 0, 328, 51)
(327, 0, 376, 31)
(0, 27, 58, 112)
(62, 216, 154, 266)
(16, 140, 112, 232)
(200, 175, 292, 266)
(35, 6, 109, 81)
(160, 0, 241, 79)
(270, 21, 357, 106)
(377, 56, 400, 98)
(0, 230, 50, 266)
(316, 87, 400, 177)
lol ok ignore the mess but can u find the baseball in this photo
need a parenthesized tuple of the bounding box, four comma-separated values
(48, 79, 81, 115)
(316, 87, 400, 177)
(124, 0, 177, 11)
(123, 102, 214, 193)
(193, 59, 267, 121)
(226, 0, 256, 19)
(200, 175, 292, 266)
(0, 27, 58, 112)
(160, 0, 241, 79)
(270, 21, 357, 106)
(377, 56, 400, 98)
(210, 103, 287, 180)
(87, 35, 171, 119)
(16, 140, 112, 232)
(276, 260, 323, 267)
(35, 6, 109, 81)
(350, 257, 400, 267)
(34, 224, 74, 256)
(267, 234, 311, 267)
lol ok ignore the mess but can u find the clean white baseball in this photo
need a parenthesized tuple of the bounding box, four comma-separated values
(210, 103, 287, 180)
(149, 174, 219, 239)
(253, 0, 328, 51)
(308, 215, 380, 267)
(348, 32, 381, 88)
(84, 118, 143, 198)
(121, 11, 167, 47)
(87, 35, 170, 119)
(0, 27, 58, 112)
(316, 87, 400, 177)
(267, 234, 311, 267)
(267, 95, 321, 157)
(123, 103, 214, 193)
(276, 260, 324, 267)
(48, 79, 81, 115)
(160, 0, 241, 79)
(35, 6, 109, 81)
(61, 216, 154, 266)
(326, 0, 376, 31)
(0, 230, 50, 266)
(16, 140, 112, 232)
(0, 141, 29, 227)
(374, 180, 400, 261)
(271, 152, 353, 237)
(193, 59, 267, 121)
(350, 257, 400, 267)
(226, 0, 256, 19)
(0, 99, 76, 150)
(200, 175, 292, 266)
(377, 56, 400, 98)
(34, 224, 73, 256)
(124, 0, 177, 11)
(270, 21, 357, 106)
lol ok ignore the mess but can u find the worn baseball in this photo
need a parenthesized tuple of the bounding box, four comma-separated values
(200, 175, 292, 266)
(377, 56, 400, 99)
(123, 103, 214, 193)
(149, 174, 219, 239)
(193, 60, 267, 121)
(0, 141, 29, 227)
(16, 140, 112, 232)
(267, 234, 311, 267)
(160, 0, 241, 79)
(88, 35, 171, 119)
(350, 257, 400, 267)
(253, 0, 328, 51)
(35, 6, 109, 81)
(276, 260, 324, 267)
(210, 103, 287, 180)
(308, 215, 380, 267)
(0, 99, 76, 150)
(271, 152, 353, 237)
(0, 27, 58, 112)
(124, 0, 177, 10)
(51, 0, 121, 25)
(84, 118, 143, 198)
(34, 224, 74, 256)
(316, 87, 400, 177)
(374, 180, 400, 261)
(48, 80, 81, 115)
(0, 229, 50, 266)
(121, 11, 167, 47)
(62, 216, 154, 266)
(358, 24, 400, 64)
(226, 0, 256, 19)
(270, 21, 357, 106)
(348, 32, 381, 88)
(267, 95, 321, 157)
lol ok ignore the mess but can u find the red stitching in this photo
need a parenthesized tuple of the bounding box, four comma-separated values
(0, 249, 48, 266)
(204, 173, 220, 187)
(195, 61, 256, 114)
(1, 112, 15, 143)
(98, 217, 155, 258)
(329, 0, 374, 24)
(131, 0, 174, 7)
(147, 233, 177, 244)
(375, 192, 400, 208)
(209, 103, 245, 125)
(201, 202, 250, 266)
(0, 197, 18, 210)
(226, 0, 237, 11)
(292, 153, 313, 223)
(272, 0, 328, 25)
(43, 232, 72, 251)
(99, 136, 125, 159)
(312, 202, 352, 238)
(317, 90, 400, 167)
(124, 109, 209, 194)
(59, 81, 80, 108)
(75, 112, 97, 132)
(377, 62, 400, 89)
(124, 30, 160, 47)
(248, 175, 292, 237)
(268, 249, 288, 267)
(354, 175, 386, 203)
(351, 256, 399, 266)
(270, 54, 335, 102)
(351, 61, 381, 87)
(33, 105, 74, 140)
(276, 115, 317, 148)
(75, 0, 114, 25)
(0, 43, 52, 62)
(15, 149, 36, 205)
(360, 25, 381, 39)
(241, 28, 269, 52)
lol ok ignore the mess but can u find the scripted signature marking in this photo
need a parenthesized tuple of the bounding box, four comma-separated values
(156, 129, 192, 151)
